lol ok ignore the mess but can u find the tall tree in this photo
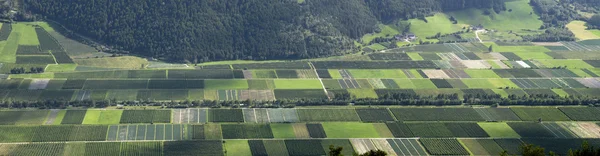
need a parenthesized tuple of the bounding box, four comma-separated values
(520, 143, 546, 156)
(568, 141, 600, 156)
(356, 150, 387, 156)
(588, 14, 600, 28)
(329, 145, 344, 156)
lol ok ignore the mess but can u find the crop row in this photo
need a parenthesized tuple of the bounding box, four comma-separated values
(0, 23, 11, 41)
(35, 27, 63, 52)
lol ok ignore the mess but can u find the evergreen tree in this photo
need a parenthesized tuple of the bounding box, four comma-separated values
(23, 0, 506, 62)
(329, 145, 344, 156)
(355, 150, 387, 156)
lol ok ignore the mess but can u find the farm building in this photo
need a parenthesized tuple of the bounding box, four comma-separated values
(471, 25, 484, 30)
(395, 33, 417, 41)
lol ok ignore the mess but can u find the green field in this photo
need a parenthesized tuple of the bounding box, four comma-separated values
(274, 80, 322, 89)
(552, 89, 569, 97)
(465, 70, 501, 78)
(366, 43, 386, 51)
(0, 107, 598, 155)
(410, 79, 437, 89)
(82, 110, 123, 124)
(45, 64, 77, 72)
(392, 79, 415, 88)
(483, 43, 551, 53)
(225, 140, 252, 156)
(328, 70, 342, 79)
(271, 124, 296, 138)
(361, 24, 400, 45)
(322, 122, 380, 138)
(591, 30, 600, 38)
(17, 24, 40, 45)
(447, 0, 543, 32)
(205, 80, 248, 89)
(535, 59, 595, 69)
(407, 53, 423, 60)
(106, 90, 138, 101)
(463, 79, 518, 89)
(348, 70, 407, 78)
(408, 13, 465, 42)
(478, 122, 520, 138)
(511, 107, 571, 121)
(488, 79, 519, 88)
(297, 109, 360, 122)
(0, 27, 20, 63)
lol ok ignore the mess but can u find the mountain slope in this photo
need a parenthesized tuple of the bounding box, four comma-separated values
(23, 0, 505, 62)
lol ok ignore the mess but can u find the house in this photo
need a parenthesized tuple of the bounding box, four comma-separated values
(406, 33, 416, 40)
(394, 34, 402, 40)
(395, 33, 417, 41)
(471, 25, 484, 30)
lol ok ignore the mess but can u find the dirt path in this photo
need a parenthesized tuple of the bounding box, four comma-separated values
(44, 109, 60, 125)
(308, 62, 330, 100)
(475, 30, 485, 43)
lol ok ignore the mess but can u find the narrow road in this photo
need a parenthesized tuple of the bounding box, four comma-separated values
(308, 62, 331, 100)
(475, 30, 485, 43)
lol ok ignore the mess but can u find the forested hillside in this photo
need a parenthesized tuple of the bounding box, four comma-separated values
(23, 0, 505, 62)
(564, 0, 600, 13)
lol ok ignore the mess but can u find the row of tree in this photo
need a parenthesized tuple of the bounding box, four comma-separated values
(9, 67, 44, 74)
(1, 91, 597, 109)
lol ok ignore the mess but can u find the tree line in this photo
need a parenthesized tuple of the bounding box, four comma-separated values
(10, 67, 44, 74)
(563, 0, 600, 14)
(586, 14, 600, 29)
(1, 91, 597, 109)
(23, 0, 505, 62)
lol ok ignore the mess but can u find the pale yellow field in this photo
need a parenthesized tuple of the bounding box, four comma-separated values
(73, 56, 149, 69)
(566, 21, 600, 40)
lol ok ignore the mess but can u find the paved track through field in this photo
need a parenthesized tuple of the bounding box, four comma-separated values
(402, 70, 415, 78)
(474, 108, 494, 121)
(444, 44, 461, 53)
(475, 30, 485, 43)
(453, 43, 470, 53)
(541, 123, 570, 138)
(387, 139, 428, 156)
(309, 62, 330, 100)
(172, 109, 181, 123)
(44, 109, 60, 125)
